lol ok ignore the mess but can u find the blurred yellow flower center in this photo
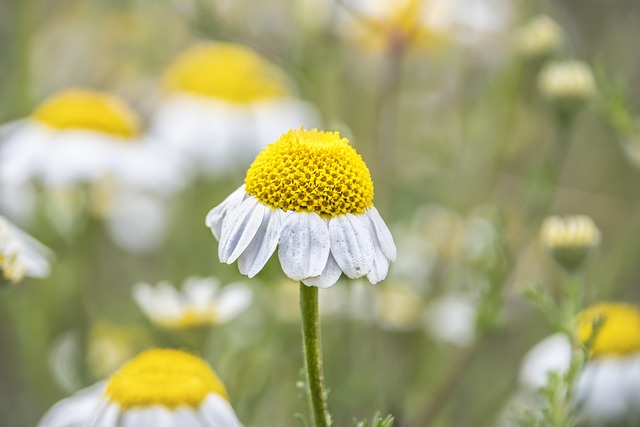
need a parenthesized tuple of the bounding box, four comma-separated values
(164, 42, 290, 103)
(161, 309, 218, 330)
(105, 349, 227, 408)
(245, 128, 374, 216)
(32, 89, 141, 138)
(577, 303, 640, 358)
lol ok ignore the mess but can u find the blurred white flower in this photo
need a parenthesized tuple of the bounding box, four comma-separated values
(519, 303, 640, 424)
(515, 15, 563, 60)
(0, 215, 52, 284)
(0, 89, 187, 252)
(133, 276, 252, 329)
(38, 349, 242, 427)
(424, 293, 478, 346)
(538, 60, 596, 103)
(151, 42, 319, 178)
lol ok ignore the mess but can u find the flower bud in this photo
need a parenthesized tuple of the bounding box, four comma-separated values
(541, 215, 600, 271)
(515, 15, 563, 60)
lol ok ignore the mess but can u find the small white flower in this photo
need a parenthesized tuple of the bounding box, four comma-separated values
(133, 276, 252, 329)
(538, 60, 597, 102)
(206, 128, 396, 288)
(38, 349, 243, 427)
(0, 215, 52, 284)
(423, 293, 478, 347)
(151, 42, 319, 178)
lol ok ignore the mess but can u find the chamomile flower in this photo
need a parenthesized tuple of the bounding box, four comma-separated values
(38, 349, 242, 427)
(0, 89, 186, 252)
(519, 303, 640, 424)
(206, 128, 396, 288)
(133, 277, 252, 329)
(0, 215, 52, 284)
(151, 42, 318, 177)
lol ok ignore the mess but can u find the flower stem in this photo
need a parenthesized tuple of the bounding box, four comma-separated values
(299, 283, 331, 427)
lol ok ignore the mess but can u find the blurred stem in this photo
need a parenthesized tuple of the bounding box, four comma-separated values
(374, 35, 406, 213)
(300, 284, 331, 427)
(414, 339, 482, 427)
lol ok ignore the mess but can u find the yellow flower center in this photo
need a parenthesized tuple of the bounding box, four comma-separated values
(577, 303, 640, 358)
(245, 128, 374, 216)
(164, 42, 290, 103)
(32, 89, 141, 138)
(105, 349, 228, 408)
(159, 309, 218, 330)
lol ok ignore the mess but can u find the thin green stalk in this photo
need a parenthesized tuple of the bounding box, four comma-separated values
(299, 283, 331, 427)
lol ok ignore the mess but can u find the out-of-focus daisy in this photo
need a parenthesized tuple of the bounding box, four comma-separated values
(541, 215, 600, 271)
(0, 215, 52, 284)
(151, 42, 319, 178)
(206, 128, 396, 288)
(38, 348, 242, 427)
(424, 293, 478, 346)
(0, 89, 186, 252)
(519, 303, 640, 424)
(538, 60, 596, 108)
(133, 276, 252, 329)
(339, 0, 513, 52)
(514, 15, 563, 60)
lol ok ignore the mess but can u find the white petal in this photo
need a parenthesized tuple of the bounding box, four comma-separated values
(198, 395, 242, 427)
(361, 214, 390, 284)
(37, 385, 105, 427)
(206, 185, 246, 240)
(302, 254, 342, 288)
(278, 212, 330, 281)
(576, 359, 631, 422)
(87, 402, 121, 427)
(366, 208, 397, 262)
(237, 207, 282, 278)
(218, 198, 264, 264)
(173, 407, 203, 427)
(217, 283, 253, 322)
(519, 333, 572, 390)
(121, 407, 178, 427)
(184, 277, 220, 306)
(329, 214, 374, 279)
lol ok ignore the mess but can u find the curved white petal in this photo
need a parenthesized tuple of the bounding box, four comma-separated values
(278, 212, 330, 281)
(237, 207, 282, 278)
(519, 333, 572, 390)
(173, 407, 203, 427)
(198, 395, 242, 427)
(37, 383, 106, 427)
(218, 198, 264, 264)
(329, 214, 374, 279)
(206, 186, 247, 240)
(216, 283, 253, 322)
(361, 213, 390, 284)
(366, 208, 396, 262)
(576, 359, 632, 423)
(87, 402, 121, 427)
(302, 253, 342, 288)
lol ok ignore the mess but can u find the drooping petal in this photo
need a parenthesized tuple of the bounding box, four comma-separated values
(205, 185, 246, 240)
(366, 207, 397, 262)
(302, 253, 342, 288)
(361, 214, 390, 284)
(198, 394, 242, 427)
(173, 407, 204, 427)
(86, 402, 121, 427)
(278, 212, 330, 281)
(37, 383, 106, 427)
(238, 207, 282, 278)
(218, 198, 264, 264)
(329, 214, 374, 279)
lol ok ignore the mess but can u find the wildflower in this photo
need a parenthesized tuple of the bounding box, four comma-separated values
(519, 303, 640, 424)
(206, 128, 396, 288)
(423, 293, 478, 346)
(537, 60, 596, 118)
(515, 15, 563, 60)
(541, 215, 600, 271)
(0, 89, 186, 252)
(37, 349, 242, 427)
(133, 277, 252, 329)
(0, 216, 52, 284)
(151, 42, 318, 177)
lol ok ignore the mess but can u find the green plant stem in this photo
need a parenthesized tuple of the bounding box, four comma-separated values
(300, 283, 331, 427)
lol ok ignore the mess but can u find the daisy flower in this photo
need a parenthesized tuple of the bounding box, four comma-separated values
(0, 89, 186, 252)
(520, 303, 640, 424)
(151, 42, 319, 177)
(132, 277, 252, 329)
(38, 348, 242, 427)
(206, 128, 397, 288)
(541, 215, 600, 271)
(0, 215, 52, 284)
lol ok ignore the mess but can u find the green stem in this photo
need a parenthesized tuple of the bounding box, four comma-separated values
(299, 283, 331, 427)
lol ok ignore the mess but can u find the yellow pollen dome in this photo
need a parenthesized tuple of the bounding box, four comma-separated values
(164, 42, 290, 103)
(105, 349, 227, 409)
(32, 89, 141, 138)
(245, 128, 374, 216)
(577, 303, 640, 358)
